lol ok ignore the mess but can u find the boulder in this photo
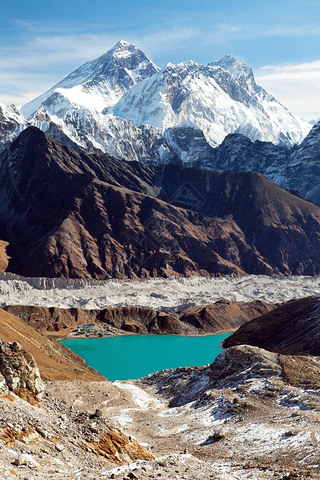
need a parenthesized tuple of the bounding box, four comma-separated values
(0, 340, 44, 402)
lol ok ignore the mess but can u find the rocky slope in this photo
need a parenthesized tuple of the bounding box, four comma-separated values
(1, 337, 320, 479)
(1, 127, 320, 279)
(47, 345, 320, 479)
(4, 299, 272, 336)
(284, 121, 320, 204)
(223, 296, 320, 355)
(0, 309, 103, 381)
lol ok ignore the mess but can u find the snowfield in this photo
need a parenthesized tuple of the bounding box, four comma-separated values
(0, 274, 320, 310)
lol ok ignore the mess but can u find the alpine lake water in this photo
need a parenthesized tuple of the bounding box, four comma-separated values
(60, 332, 230, 381)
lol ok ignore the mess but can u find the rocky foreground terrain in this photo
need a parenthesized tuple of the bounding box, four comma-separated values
(1, 338, 320, 479)
(1, 295, 320, 479)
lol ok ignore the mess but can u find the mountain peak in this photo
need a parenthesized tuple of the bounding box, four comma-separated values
(12, 126, 48, 149)
(211, 54, 254, 81)
(218, 54, 239, 64)
(21, 41, 159, 118)
(110, 39, 137, 51)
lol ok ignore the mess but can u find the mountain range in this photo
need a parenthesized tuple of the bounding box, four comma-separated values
(0, 126, 320, 279)
(0, 41, 319, 279)
(1, 40, 320, 206)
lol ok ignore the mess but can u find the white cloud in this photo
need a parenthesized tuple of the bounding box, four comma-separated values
(256, 60, 320, 121)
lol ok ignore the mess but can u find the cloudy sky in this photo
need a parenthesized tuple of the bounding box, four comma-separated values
(1, 0, 319, 121)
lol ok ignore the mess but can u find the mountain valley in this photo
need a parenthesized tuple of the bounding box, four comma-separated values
(0, 36, 320, 480)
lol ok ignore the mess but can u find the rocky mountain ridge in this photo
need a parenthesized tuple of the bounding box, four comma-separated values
(192, 121, 320, 206)
(1, 127, 320, 279)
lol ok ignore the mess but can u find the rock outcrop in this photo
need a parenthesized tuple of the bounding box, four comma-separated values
(143, 343, 320, 408)
(178, 299, 272, 333)
(223, 296, 320, 355)
(0, 340, 44, 402)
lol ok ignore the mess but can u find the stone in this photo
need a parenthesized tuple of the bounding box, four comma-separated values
(0, 340, 45, 401)
(12, 453, 41, 470)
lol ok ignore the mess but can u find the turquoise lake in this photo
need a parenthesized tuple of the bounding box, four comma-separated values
(61, 333, 230, 380)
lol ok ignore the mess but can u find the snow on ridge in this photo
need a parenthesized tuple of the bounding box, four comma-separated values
(21, 40, 160, 119)
(0, 274, 320, 310)
(19, 41, 310, 154)
(113, 58, 311, 148)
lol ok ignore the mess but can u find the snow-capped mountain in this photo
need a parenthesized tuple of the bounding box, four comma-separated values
(0, 41, 318, 205)
(17, 41, 310, 164)
(114, 56, 310, 148)
(21, 40, 160, 118)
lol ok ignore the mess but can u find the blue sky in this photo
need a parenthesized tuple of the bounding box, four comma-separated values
(1, 0, 320, 120)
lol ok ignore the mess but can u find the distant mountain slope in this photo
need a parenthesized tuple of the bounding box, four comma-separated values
(191, 119, 320, 206)
(0, 127, 320, 279)
(4, 299, 272, 336)
(223, 296, 320, 355)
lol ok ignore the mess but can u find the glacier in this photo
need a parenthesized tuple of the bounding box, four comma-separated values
(1, 273, 320, 310)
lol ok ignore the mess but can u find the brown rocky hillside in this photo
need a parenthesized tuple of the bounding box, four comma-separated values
(223, 296, 320, 355)
(0, 309, 103, 381)
(0, 127, 319, 279)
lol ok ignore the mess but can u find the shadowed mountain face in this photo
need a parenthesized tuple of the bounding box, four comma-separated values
(0, 127, 320, 279)
(223, 296, 320, 356)
(192, 123, 320, 207)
